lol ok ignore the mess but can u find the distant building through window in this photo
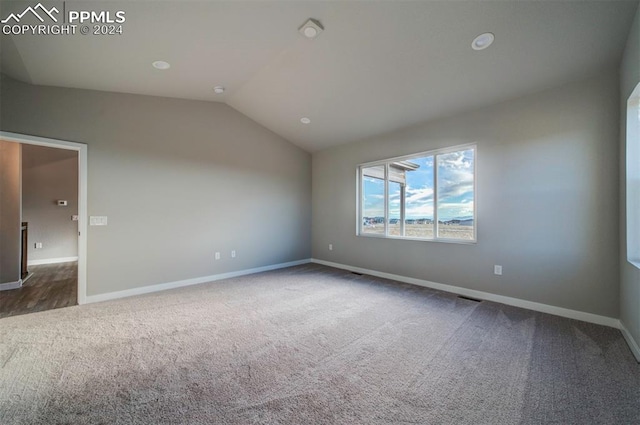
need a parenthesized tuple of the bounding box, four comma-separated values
(359, 144, 476, 242)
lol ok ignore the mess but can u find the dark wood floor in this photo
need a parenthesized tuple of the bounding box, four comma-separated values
(0, 262, 77, 318)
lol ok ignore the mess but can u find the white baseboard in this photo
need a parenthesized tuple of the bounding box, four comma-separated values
(0, 280, 22, 291)
(311, 258, 620, 329)
(619, 321, 640, 363)
(85, 259, 312, 304)
(28, 256, 78, 266)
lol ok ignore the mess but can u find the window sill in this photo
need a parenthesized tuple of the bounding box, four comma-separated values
(628, 259, 640, 270)
(357, 233, 477, 245)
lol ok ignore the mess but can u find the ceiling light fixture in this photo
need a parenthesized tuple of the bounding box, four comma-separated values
(471, 32, 495, 51)
(300, 117, 311, 124)
(299, 18, 323, 39)
(152, 60, 171, 70)
(213, 86, 225, 94)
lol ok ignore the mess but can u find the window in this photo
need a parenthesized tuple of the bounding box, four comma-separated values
(358, 145, 476, 242)
(627, 82, 640, 268)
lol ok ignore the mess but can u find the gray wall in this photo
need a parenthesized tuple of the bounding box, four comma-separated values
(22, 145, 78, 263)
(313, 69, 620, 318)
(620, 5, 640, 349)
(0, 76, 311, 297)
(0, 140, 21, 284)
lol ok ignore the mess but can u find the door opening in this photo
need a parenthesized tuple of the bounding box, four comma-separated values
(0, 132, 87, 310)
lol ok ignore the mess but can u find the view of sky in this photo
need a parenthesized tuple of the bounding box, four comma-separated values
(363, 148, 474, 221)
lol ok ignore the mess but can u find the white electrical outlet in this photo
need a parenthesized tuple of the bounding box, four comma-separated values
(35, 242, 43, 249)
(329, 244, 333, 251)
(231, 250, 236, 258)
(494, 265, 503, 275)
(215, 252, 221, 260)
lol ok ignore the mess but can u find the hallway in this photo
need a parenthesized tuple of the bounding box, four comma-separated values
(0, 262, 77, 318)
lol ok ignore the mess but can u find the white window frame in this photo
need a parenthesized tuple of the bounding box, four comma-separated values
(357, 143, 477, 244)
(627, 82, 640, 269)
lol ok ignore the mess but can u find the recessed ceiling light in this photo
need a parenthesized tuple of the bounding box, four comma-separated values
(213, 86, 225, 94)
(152, 60, 170, 70)
(472, 32, 494, 51)
(300, 117, 311, 124)
(299, 18, 323, 39)
(304, 26, 317, 38)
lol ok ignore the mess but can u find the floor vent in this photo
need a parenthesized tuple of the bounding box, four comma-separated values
(458, 295, 482, 302)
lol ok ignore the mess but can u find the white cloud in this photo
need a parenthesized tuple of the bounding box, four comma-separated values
(406, 204, 434, 218)
(405, 187, 434, 203)
(437, 201, 474, 220)
(438, 168, 473, 200)
(438, 150, 474, 171)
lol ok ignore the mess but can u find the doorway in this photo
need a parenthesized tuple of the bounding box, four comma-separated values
(0, 262, 78, 318)
(0, 132, 87, 315)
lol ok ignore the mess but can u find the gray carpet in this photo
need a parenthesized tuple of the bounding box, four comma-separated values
(0, 264, 638, 424)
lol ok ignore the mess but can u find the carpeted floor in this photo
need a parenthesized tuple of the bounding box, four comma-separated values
(0, 264, 638, 424)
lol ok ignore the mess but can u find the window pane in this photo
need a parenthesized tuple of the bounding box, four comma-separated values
(627, 83, 640, 266)
(362, 166, 385, 235)
(404, 156, 434, 239)
(436, 149, 475, 240)
(389, 181, 402, 236)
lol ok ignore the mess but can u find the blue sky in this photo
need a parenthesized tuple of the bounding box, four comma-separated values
(363, 148, 474, 221)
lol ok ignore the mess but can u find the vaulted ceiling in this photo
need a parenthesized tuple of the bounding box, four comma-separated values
(1, 1, 638, 152)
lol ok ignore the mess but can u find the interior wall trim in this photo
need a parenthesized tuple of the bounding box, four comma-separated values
(311, 258, 620, 329)
(0, 280, 22, 291)
(85, 259, 312, 304)
(620, 320, 640, 363)
(28, 256, 79, 266)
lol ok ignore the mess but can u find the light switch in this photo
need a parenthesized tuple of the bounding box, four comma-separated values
(90, 216, 108, 226)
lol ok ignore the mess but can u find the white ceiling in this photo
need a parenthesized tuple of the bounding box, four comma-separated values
(1, 1, 638, 152)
